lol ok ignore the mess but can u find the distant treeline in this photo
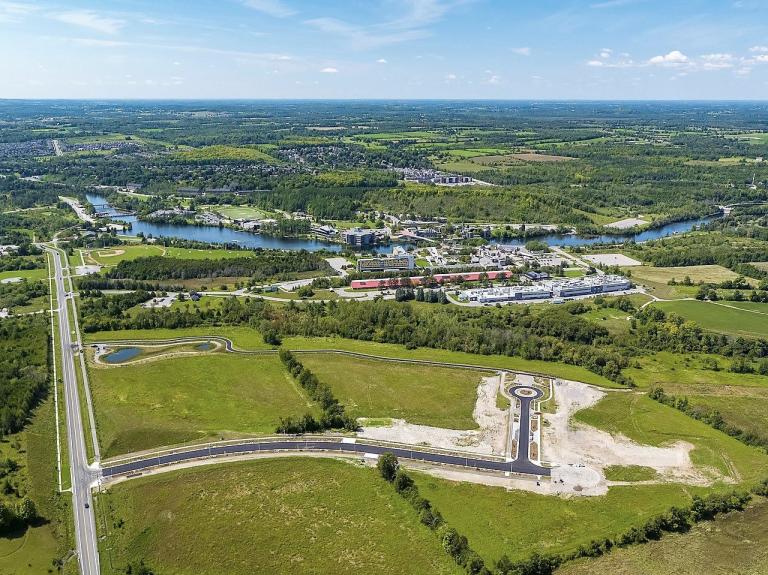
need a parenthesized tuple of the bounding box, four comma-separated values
(107, 251, 329, 282)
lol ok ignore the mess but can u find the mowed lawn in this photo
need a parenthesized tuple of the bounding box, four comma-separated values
(91, 354, 313, 458)
(652, 300, 768, 338)
(97, 459, 460, 575)
(298, 354, 483, 429)
(84, 326, 274, 350)
(85, 243, 253, 266)
(558, 499, 768, 575)
(574, 392, 768, 481)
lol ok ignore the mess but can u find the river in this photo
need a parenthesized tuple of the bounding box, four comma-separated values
(86, 193, 718, 252)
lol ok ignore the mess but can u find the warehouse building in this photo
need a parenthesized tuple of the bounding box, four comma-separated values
(357, 254, 415, 273)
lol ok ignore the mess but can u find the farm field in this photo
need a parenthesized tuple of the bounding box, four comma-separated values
(96, 459, 460, 575)
(558, 499, 768, 575)
(90, 353, 313, 458)
(651, 299, 768, 339)
(282, 335, 618, 387)
(573, 391, 768, 481)
(174, 144, 278, 163)
(625, 265, 742, 298)
(298, 354, 484, 428)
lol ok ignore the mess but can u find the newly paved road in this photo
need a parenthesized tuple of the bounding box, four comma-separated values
(510, 386, 544, 465)
(46, 246, 100, 575)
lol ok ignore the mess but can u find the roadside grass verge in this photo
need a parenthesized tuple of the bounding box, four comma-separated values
(89, 354, 315, 458)
(96, 458, 460, 575)
(298, 354, 484, 429)
(557, 498, 768, 575)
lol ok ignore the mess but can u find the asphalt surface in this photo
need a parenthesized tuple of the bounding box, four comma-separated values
(46, 246, 101, 575)
(510, 386, 544, 464)
(102, 437, 550, 478)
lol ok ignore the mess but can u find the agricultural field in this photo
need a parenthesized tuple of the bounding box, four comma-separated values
(96, 458, 460, 575)
(298, 354, 483, 428)
(651, 300, 768, 339)
(558, 499, 768, 575)
(174, 145, 278, 163)
(89, 353, 314, 458)
(624, 265, 743, 298)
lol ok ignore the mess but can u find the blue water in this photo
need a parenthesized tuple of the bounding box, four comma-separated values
(87, 193, 394, 253)
(195, 342, 214, 351)
(103, 347, 141, 364)
(87, 193, 718, 251)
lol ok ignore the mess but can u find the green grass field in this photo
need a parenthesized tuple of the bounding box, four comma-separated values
(84, 326, 274, 349)
(90, 354, 313, 458)
(174, 145, 278, 163)
(212, 205, 269, 220)
(625, 265, 742, 298)
(574, 392, 768, 481)
(651, 300, 768, 339)
(282, 336, 618, 387)
(84, 244, 254, 266)
(298, 354, 483, 428)
(558, 499, 768, 575)
(417, 477, 707, 564)
(0, 397, 74, 575)
(0, 268, 48, 282)
(626, 351, 768, 390)
(97, 458, 460, 575)
(603, 465, 659, 482)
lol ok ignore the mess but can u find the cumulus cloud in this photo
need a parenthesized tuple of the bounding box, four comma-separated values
(445, 73, 457, 80)
(320, 67, 338, 73)
(749, 46, 768, 53)
(511, 47, 531, 56)
(648, 50, 689, 65)
(376, 58, 388, 64)
(241, 0, 296, 18)
(587, 60, 605, 67)
(52, 10, 125, 34)
(700, 53, 735, 69)
(600, 48, 612, 59)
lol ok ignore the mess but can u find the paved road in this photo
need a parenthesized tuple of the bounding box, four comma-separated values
(46, 246, 100, 575)
(102, 437, 550, 479)
(510, 386, 544, 464)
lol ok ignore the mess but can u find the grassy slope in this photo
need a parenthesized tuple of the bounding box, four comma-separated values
(557, 499, 768, 575)
(573, 392, 768, 481)
(90, 354, 314, 458)
(84, 326, 274, 350)
(417, 477, 705, 564)
(298, 354, 483, 429)
(283, 336, 618, 387)
(97, 459, 460, 575)
(652, 300, 768, 339)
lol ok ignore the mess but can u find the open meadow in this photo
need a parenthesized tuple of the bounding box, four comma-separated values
(96, 458, 460, 575)
(651, 300, 768, 339)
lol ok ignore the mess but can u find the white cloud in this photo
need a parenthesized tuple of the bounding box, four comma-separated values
(600, 48, 612, 59)
(756, 55, 768, 63)
(749, 45, 768, 53)
(376, 58, 388, 64)
(71, 37, 129, 47)
(488, 75, 500, 84)
(512, 47, 531, 56)
(735, 67, 752, 76)
(320, 67, 338, 73)
(241, 0, 296, 18)
(587, 60, 604, 67)
(0, 1, 37, 23)
(700, 53, 735, 69)
(52, 10, 125, 34)
(648, 50, 689, 65)
(445, 73, 457, 80)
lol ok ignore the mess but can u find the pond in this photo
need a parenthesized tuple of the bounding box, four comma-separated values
(103, 347, 141, 364)
(195, 342, 215, 351)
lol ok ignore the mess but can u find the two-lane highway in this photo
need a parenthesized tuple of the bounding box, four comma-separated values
(46, 246, 100, 575)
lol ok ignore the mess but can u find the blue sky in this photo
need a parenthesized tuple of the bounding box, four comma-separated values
(1, 0, 767, 99)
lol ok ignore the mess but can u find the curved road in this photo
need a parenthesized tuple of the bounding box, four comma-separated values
(94, 337, 551, 479)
